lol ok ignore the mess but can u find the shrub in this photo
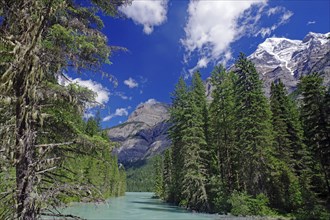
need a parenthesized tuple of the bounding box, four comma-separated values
(228, 191, 275, 216)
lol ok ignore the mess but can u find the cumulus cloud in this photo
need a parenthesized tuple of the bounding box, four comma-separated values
(124, 77, 139, 88)
(181, 0, 293, 75)
(119, 0, 168, 34)
(182, 0, 267, 72)
(103, 108, 129, 122)
(58, 75, 110, 105)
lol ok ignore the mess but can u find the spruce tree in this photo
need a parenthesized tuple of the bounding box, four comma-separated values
(208, 66, 237, 205)
(154, 156, 164, 199)
(298, 73, 330, 200)
(234, 53, 273, 196)
(269, 81, 305, 212)
(162, 149, 173, 201)
(180, 90, 209, 211)
(168, 77, 189, 204)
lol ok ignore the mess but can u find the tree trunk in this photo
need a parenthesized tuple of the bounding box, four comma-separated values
(14, 66, 38, 219)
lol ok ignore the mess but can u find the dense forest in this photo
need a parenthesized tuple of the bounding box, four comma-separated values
(126, 156, 162, 192)
(0, 0, 128, 219)
(154, 54, 330, 219)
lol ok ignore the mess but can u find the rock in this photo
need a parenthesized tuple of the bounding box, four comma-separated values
(106, 100, 170, 166)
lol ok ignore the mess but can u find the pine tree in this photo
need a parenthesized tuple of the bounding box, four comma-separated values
(0, 0, 128, 218)
(269, 80, 306, 212)
(179, 72, 210, 211)
(163, 148, 173, 201)
(234, 53, 273, 196)
(154, 156, 164, 199)
(208, 65, 237, 210)
(168, 77, 188, 204)
(298, 73, 330, 200)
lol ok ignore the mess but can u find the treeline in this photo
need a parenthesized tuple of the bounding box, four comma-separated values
(155, 53, 329, 219)
(0, 82, 126, 218)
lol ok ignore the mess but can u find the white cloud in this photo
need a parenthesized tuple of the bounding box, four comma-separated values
(124, 77, 139, 88)
(181, 1, 293, 74)
(182, 0, 267, 73)
(58, 74, 110, 105)
(266, 6, 282, 16)
(119, 0, 168, 34)
(307, 20, 316, 25)
(103, 108, 129, 122)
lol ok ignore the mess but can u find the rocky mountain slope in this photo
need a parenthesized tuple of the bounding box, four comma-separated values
(107, 100, 170, 165)
(251, 32, 329, 95)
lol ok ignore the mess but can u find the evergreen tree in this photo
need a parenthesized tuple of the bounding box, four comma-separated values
(163, 149, 173, 201)
(154, 156, 164, 199)
(168, 77, 189, 204)
(0, 1, 128, 217)
(268, 81, 305, 212)
(208, 65, 237, 211)
(86, 117, 99, 136)
(298, 73, 330, 201)
(234, 53, 273, 196)
(179, 72, 210, 211)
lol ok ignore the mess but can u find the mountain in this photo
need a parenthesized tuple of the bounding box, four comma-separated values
(206, 32, 330, 97)
(107, 99, 170, 166)
(250, 32, 329, 95)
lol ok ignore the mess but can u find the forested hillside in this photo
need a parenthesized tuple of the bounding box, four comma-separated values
(155, 53, 330, 219)
(0, 0, 128, 219)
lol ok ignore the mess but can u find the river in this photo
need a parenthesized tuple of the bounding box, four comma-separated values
(53, 192, 248, 220)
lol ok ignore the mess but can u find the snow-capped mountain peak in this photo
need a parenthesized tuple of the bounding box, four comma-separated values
(234, 32, 330, 96)
(250, 32, 329, 77)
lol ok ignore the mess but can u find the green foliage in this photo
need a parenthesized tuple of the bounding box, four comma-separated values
(234, 53, 273, 196)
(86, 117, 99, 136)
(298, 73, 330, 200)
(126, 158, 160, 192)
(209, 65, 237, 197)
(162, 54, 330, 218)
(154, 156, 164, 199)
(228, 191, 275, 216)
(0, 0, 128, 218)
(168, 77, 189, 203)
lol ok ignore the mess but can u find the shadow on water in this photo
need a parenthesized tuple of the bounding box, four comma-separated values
(131, 199, 184, 209)
(139, 207, 188, 213)
(131, 201, 163, 205)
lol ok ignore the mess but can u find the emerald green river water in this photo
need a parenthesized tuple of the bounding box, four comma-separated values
(53, 192, 248, 220)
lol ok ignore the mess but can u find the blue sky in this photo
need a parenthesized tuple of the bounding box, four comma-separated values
(67, 0, 330, 128)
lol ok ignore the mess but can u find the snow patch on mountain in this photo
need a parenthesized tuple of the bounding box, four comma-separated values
(250, 32, 329, 76)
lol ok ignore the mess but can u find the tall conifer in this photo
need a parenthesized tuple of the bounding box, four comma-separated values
(234, 53, 273, 196)
(168, 77, 188, 204)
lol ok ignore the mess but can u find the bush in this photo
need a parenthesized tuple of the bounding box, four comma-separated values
(228, 191, 275, 216)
